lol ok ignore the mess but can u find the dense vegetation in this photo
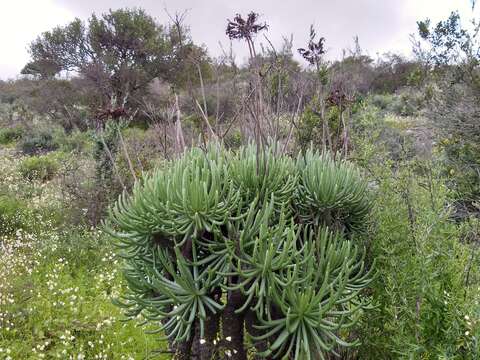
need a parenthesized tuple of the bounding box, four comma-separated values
(106, 145, 374, 359)
(1, 5, 480, 360)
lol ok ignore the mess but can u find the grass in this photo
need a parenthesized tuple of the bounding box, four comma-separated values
(0, 226, 169, 359)
(0, 148, 169, 360)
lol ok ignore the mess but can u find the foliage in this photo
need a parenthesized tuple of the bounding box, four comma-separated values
(298, 25, 326, 67)
(226, 12, 268, 42)
(417, 12, 470, 66)
(29, 79, 90, 133)
(0, 193, 27, 236)
(370, 54, 422, 93)
(370, 94, 395, 111)
(224, 128, 244, 149)
(2, 5, 480, 360)
(19, 154, 60, 182)
(93, 121, 121, 185)
(296, 99, 349, 153)
(415, 9, 480, 217)
(0, 126, 24, 145)
(0, 226, 168, 359)
(438, 137, 480, 218)
(19, 128, 59, 155)
(371, 90, 424, 117)
(348, 100, 480, 359)
(23, 8, 209, 109)
(356, 158, 480, 359)
(295, 103, 322, 151)
(58, 129, 93, 154)
(0, 147, 169, 359)
(106, 144, 374, 359)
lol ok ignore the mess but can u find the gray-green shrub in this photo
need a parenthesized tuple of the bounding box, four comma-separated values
(19, 129, 59, 155)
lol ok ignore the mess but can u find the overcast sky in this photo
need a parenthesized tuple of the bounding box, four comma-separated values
(0, 0, 476, 79)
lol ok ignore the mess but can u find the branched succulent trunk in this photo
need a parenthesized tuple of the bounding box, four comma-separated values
(109, 145, 374, 360)
(222, 290, 247, 360)
(175, 323, 195, 359)
(191, 320, 203, 359)
(199, 300, 221, 360)
(245, 309, 268, 359)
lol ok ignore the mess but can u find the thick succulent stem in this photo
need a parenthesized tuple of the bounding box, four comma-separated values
(222, 290, 247, 360)
(198, 307, 221, 360)
(191, 320, 202, 359)
(245, 309, 268, 359)
(200, 288, 223, 359)
(175, 328, 195, 359)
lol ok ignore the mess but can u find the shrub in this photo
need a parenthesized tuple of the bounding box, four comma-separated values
(356, 159, 480, 359)
(115, 127, 164, 186)
(371, 93, 395, 110)
(0, 193, 26, 236)
(296, 106, 322, 151)
(19, 128, 59, 155)
(58, 129, 93, 154)
(0, 125, 24, 145)
(19, 154, 59, 181)
(106, 144, 375, 359)
(370, 90, 424, 117)
(296, 101, 345, 153)
(349, 104, 480, 358)
(224, 128, 243, 149)
(439, 139, 480, 219)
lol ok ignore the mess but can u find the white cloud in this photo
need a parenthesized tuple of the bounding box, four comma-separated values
(0, 0, 477, 79)
(0, 0, 74, 79)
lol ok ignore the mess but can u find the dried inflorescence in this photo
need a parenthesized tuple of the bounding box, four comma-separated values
(226, 12, 268, 41)
(298, 26, 326, 66)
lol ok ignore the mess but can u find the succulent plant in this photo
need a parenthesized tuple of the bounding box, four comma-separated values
(105, 143, 375, 359)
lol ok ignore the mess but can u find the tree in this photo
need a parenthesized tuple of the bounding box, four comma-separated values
(415, 9, 480, 215)
(106, 144, 375, 360)
(416, 12, 471, 67)
(22, 8, 208, 110)
(370, 54, 422, 93)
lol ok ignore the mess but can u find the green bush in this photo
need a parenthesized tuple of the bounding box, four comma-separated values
(106, 144, 375, 360)
(58, 129, 93, 154)
(19, 154, 59, 181)
(371, 91, 423, 117)
(0, 125, 24, 145)
(371, 93, 395, 110)
(0, 193, 26, 236)
(116, 127, 163, 183)
(224, 128, 243, 149)
(438, 138, 480, 218)
(296, 101, 344, 152)
(19, 129, 59, 155)
(296, 106, 322, 151)
(356, 160, 480, 358)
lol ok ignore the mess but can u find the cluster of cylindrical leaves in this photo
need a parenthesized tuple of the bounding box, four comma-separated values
(106, 143, 375, 360)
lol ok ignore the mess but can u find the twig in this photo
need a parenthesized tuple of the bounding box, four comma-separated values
(99, 133, 126, 189)
(175, 93, 186, 153)
(117, 126, 137, 182)
(195, 99, 218, 140)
